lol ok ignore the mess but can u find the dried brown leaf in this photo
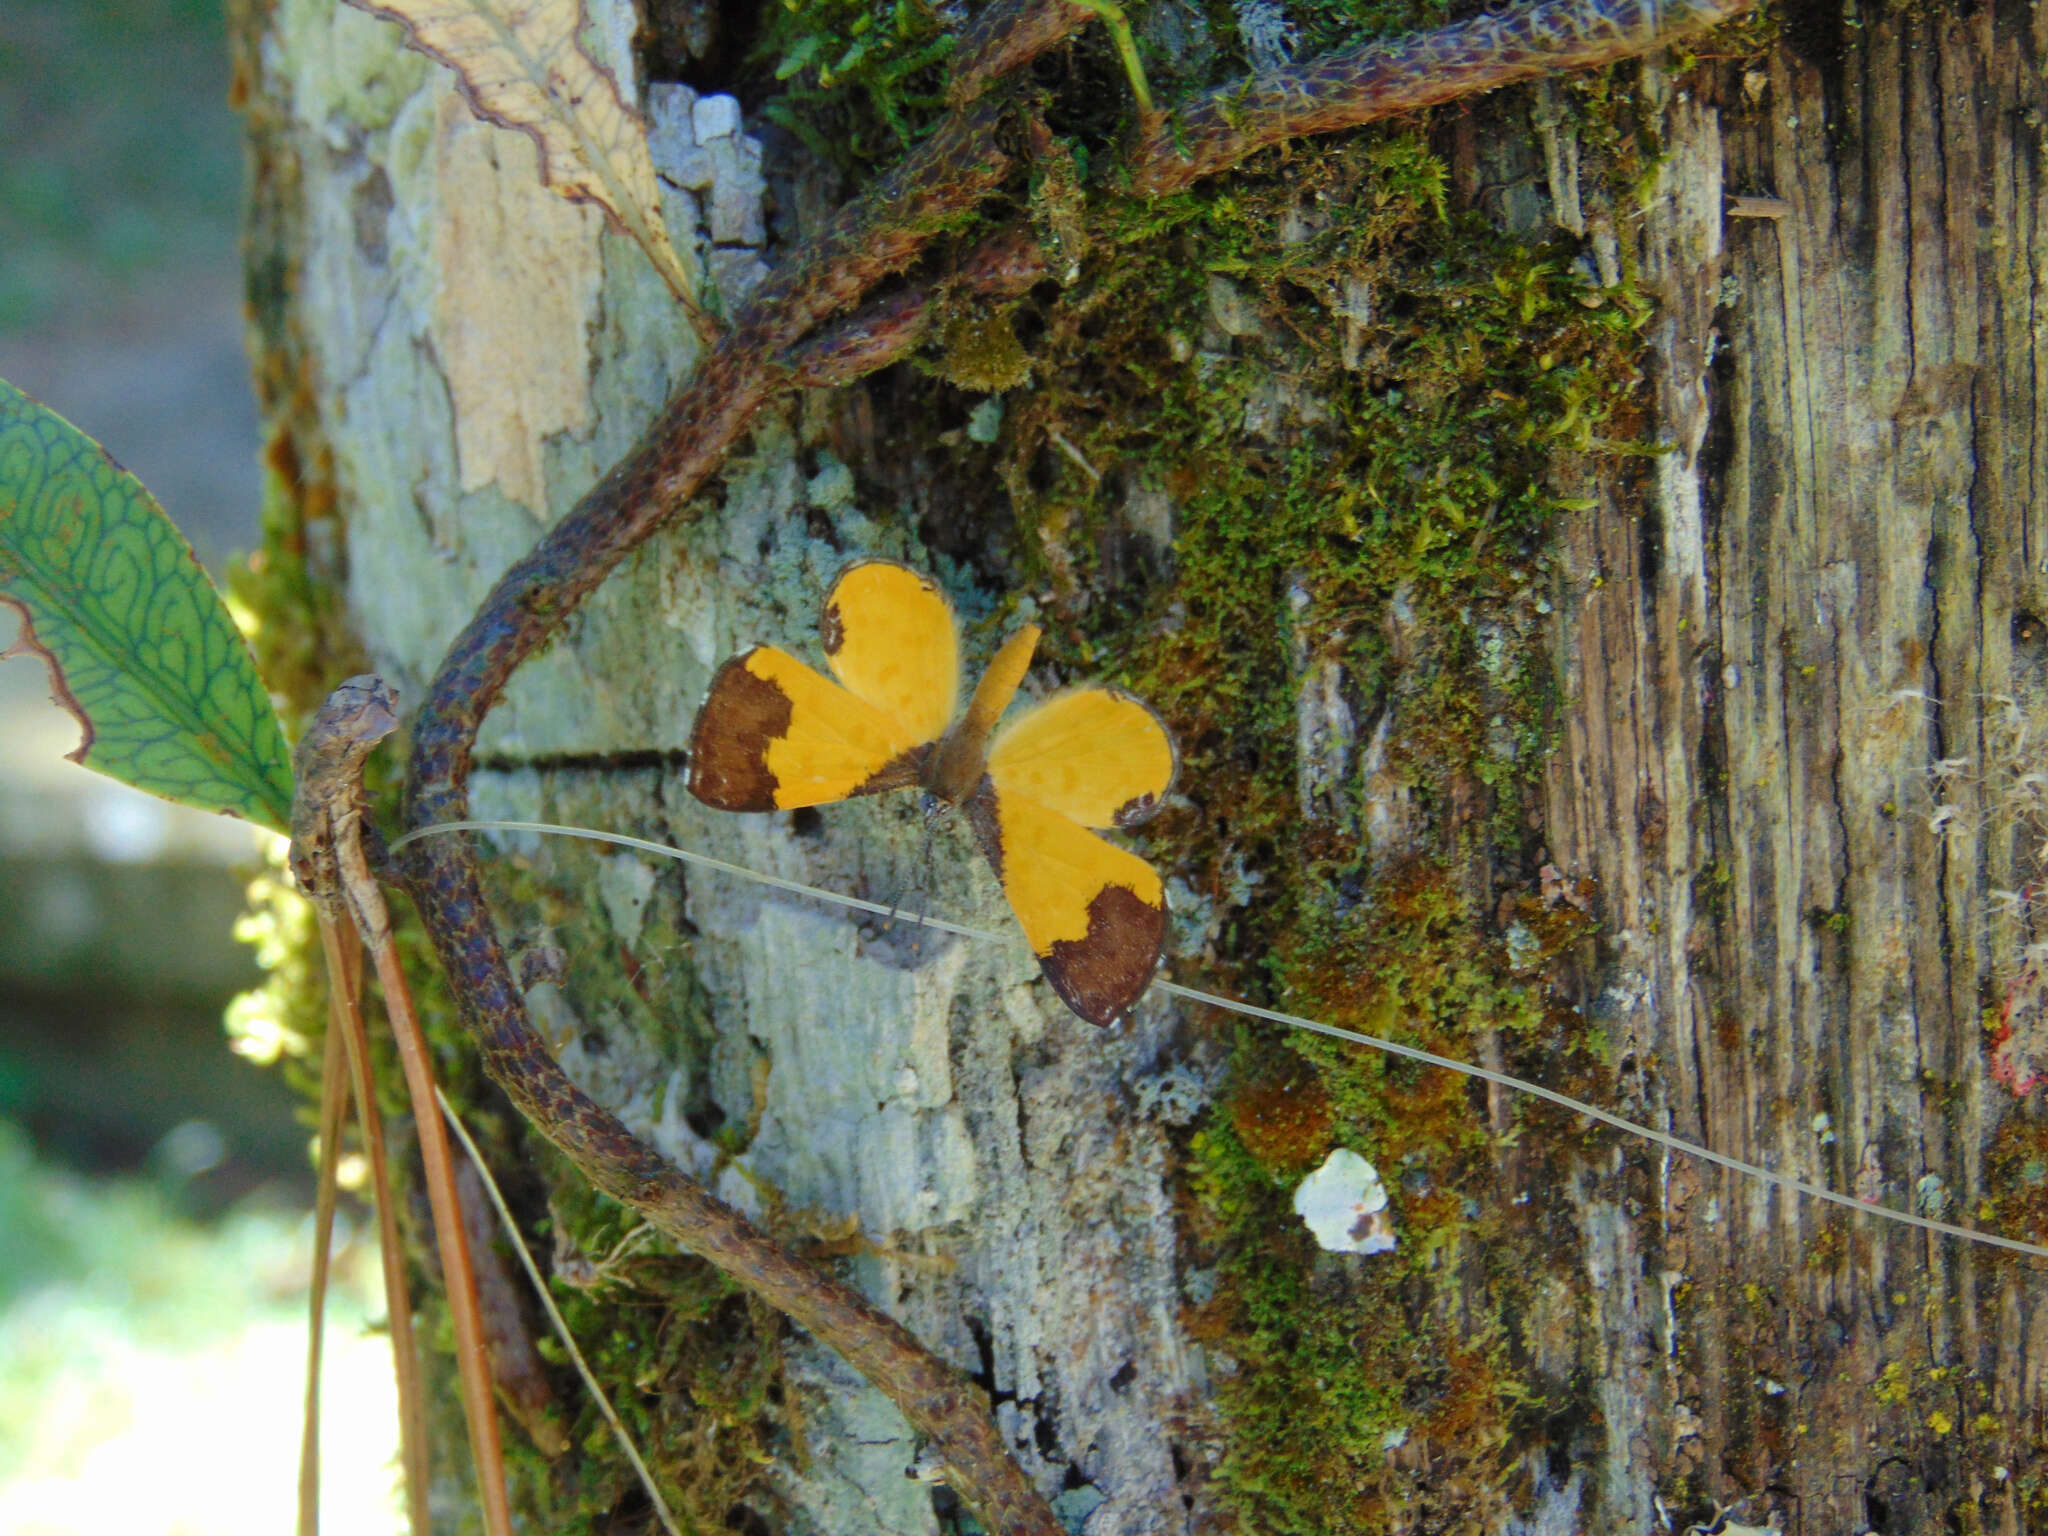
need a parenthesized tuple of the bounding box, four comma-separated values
(347, 0, 711, 335)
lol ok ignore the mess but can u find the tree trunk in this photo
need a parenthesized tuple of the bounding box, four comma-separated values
(232, 0, 2048, 1531)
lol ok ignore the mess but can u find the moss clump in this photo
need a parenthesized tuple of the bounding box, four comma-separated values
(1185, 1117, 1417, 1528)
(225, 422, 361, 738)
(465, 1163, 787, 1533)
(752, 0, 957, 168)
(1982, 1116, 2048, 1253)
(1226, 1055, 1336, 1174)
(1273, 864, 1562, 1149)
(224, 841, 329, 1097)
(929, 304, 1033, 393)
(1183, 862, 1603, 1534)
(972, 125, 1652, 881)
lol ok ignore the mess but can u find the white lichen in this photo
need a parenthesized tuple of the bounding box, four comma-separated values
(1234, 0, 1299, 72)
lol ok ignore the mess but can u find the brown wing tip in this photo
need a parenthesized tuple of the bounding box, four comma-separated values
(1041, 883, 1167, 1027)
(687, 650, 791, 811)
(1104, 685, 1179, 826)
(821, 557, 944, 659)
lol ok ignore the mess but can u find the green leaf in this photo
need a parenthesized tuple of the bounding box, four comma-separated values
(0, 377, 294, 832)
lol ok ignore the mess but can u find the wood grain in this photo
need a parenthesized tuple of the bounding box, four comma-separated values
(1544, 2, 2048, 1525)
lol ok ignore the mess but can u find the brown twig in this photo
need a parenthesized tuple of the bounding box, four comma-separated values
(787, 227, 1049, 387)
(1127, 0, 1753, 197)
(296, 679, 513, 1536)
(298, 977, 350, 1536)
(318, 918, 431, 1536)
(947, 0, 1094, 105)
(297, 741, 432, 1536)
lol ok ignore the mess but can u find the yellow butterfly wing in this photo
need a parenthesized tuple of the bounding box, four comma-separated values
(821, 560, 959, 745)
(967, 786, 1167, 1027)
(688, 560, 960, 813)
(692, 563, 1175, 1024)
(985, 687, 1178, 827)
(688, 646, 928, 810)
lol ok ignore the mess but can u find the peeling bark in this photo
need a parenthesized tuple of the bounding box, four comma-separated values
(242, 3, 1209, 1529)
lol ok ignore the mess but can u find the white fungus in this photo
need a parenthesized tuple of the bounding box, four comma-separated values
(1293, 1148, 1397, 1255)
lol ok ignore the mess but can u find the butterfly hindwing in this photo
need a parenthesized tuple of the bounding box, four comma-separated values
(986, 686, 1178, 828)
(822, 560, 960, 744)
(688, 645, 926, 811)
(967, 782, 1167, 1026)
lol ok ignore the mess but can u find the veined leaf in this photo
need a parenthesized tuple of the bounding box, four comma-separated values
(0, 378, 295, 832)
(347, 0, 710, 335)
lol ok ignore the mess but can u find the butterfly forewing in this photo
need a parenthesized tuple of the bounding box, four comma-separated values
(688, 646, 926, 811)
(985, 687, 1178, 828)
(822, 561, 960, 745)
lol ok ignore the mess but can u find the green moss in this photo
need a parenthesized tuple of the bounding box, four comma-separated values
(434, 1155, 786, 1534)
(927, 303, 1034, 393)
(754, 0, 958, 168)
(1188, 1083, 1526, 1534)
(923, 82, 1653, 1528)
(991, 125, 1651, 878)
(1982, 1116, 2048, 1254)
(1175, 859, 1606, 1532)
(1185, 1122, 1416, 1526)
(225, 419, 360, 739)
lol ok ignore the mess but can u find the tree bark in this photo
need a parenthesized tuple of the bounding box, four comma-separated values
(236, 5, 1201, 1530)
(232, 0, 2048, 1531)
(1546, 2, 2048, 1529)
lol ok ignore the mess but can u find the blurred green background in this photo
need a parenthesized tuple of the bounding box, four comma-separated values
(1, 0, 262, 565)
(1, 0, 242, 335)
(0, 2, 402, 1528)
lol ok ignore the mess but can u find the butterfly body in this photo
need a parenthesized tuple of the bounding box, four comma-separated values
(688, 560, 1176, 1025)
(920, 621, 1040, 805)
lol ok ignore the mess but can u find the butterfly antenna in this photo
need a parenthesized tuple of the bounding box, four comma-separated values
(875, 799, 946, 951)
(909, 809, 945, 937)
(871, 801, 940, 940)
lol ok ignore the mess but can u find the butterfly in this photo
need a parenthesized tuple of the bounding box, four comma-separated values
(686, 559, 1178, 1025)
